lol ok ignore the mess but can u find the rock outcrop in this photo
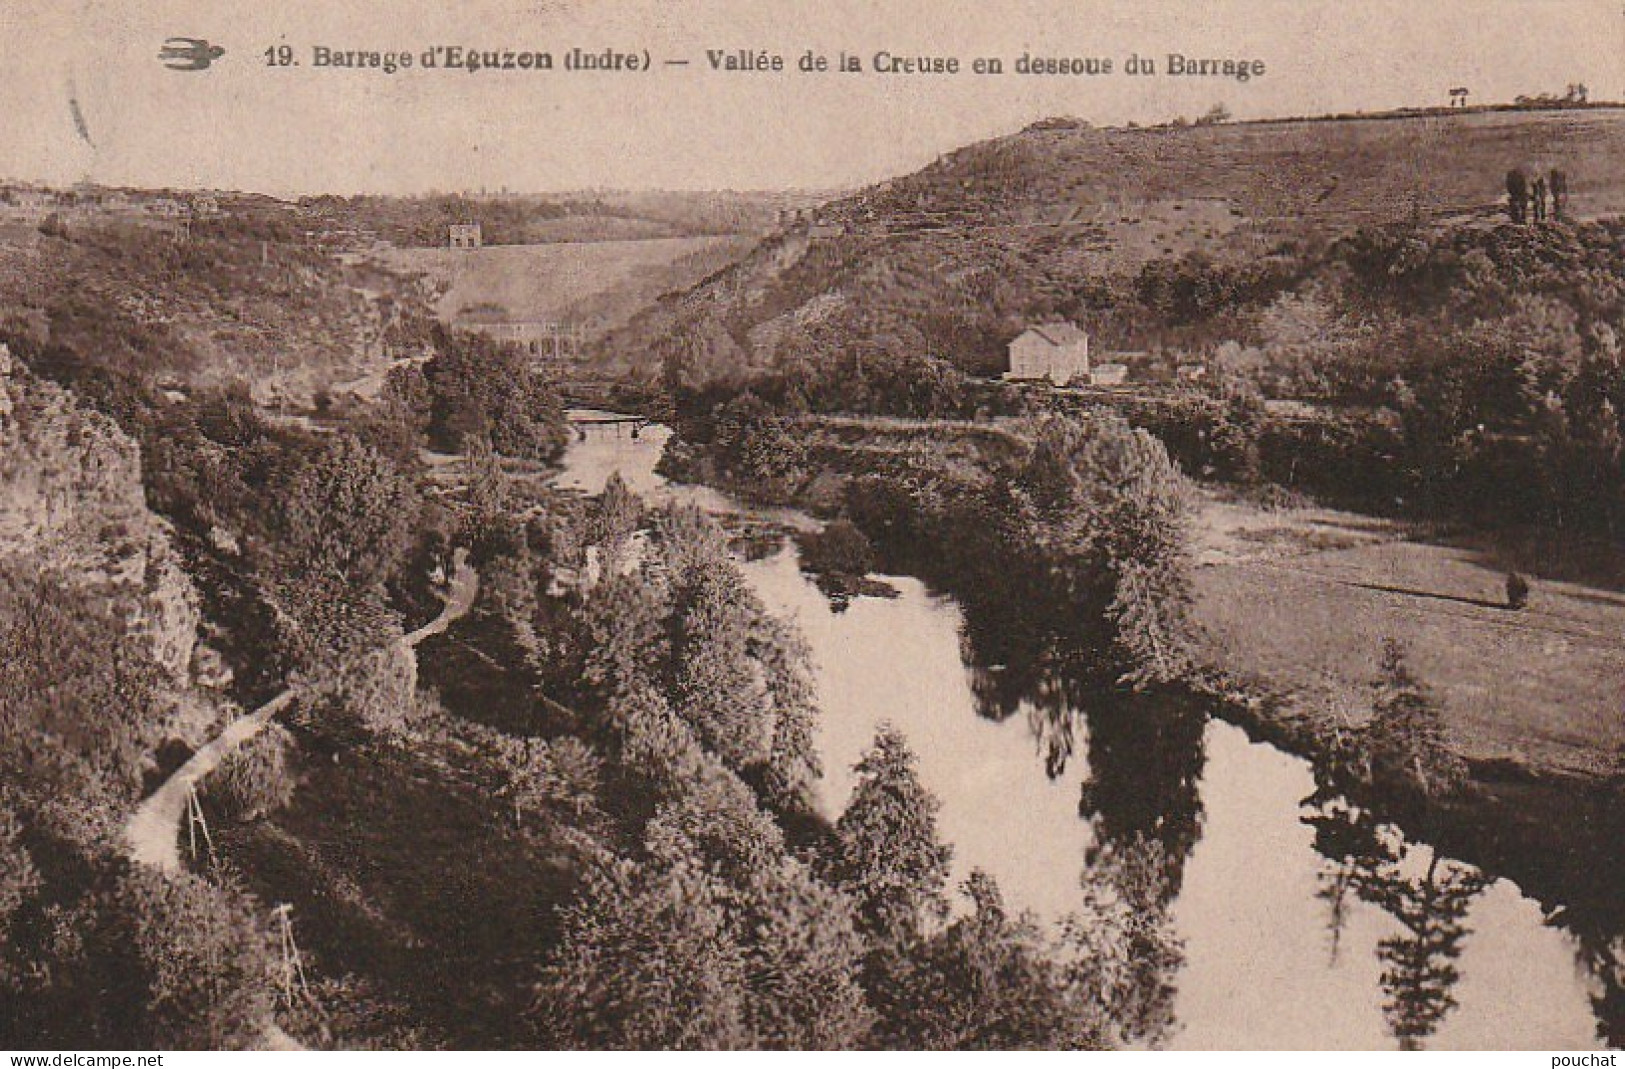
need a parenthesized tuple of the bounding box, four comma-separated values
(0, 344, 202, 686)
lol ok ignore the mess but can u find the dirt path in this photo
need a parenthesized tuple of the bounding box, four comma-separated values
(118, 550, 479, 1048)
(125, 549, 478, 873)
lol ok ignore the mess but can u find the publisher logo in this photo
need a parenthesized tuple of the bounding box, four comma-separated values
(159, 37, 225, 71)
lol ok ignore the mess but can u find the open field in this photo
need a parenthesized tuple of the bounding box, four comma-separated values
(897, 106, 1625, 239)
(1190, 493, 1625, 782)
(380, 235, 756, 334)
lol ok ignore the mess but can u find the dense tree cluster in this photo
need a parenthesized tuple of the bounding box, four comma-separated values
(436, 480, 1150, 1050)
(388, 325, 570, 462)
(1092, 220, 1625, 536)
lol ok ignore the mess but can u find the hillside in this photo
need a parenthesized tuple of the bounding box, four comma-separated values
(0, 210, 402, 405)
(603, 106, 1625, 382)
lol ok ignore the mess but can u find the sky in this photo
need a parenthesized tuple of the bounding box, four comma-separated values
(0, 0, 1620, 196)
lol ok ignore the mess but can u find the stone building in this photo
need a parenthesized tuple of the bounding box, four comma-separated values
(1003, 322, 1091, 386)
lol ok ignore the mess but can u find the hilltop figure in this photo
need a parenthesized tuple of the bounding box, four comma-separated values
(1531, 176, 1548, 223)
(1505, 571, 1530, 611)
(1505, 169, 1528, 224)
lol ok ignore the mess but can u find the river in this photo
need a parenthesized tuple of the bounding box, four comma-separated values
(557, 413, 1610, 1051)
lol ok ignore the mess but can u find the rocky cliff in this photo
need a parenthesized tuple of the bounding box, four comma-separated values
(0, 343, 202, 687)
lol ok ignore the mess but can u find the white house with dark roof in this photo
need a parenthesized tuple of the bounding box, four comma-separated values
(1003, 322, 1091, 386)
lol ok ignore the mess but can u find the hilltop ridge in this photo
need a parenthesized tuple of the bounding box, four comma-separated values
(600, 105, 1625, 383)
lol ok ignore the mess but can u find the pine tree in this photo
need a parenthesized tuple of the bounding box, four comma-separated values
(1362, 638, 1466, 798)
(827, 724, 952, 944)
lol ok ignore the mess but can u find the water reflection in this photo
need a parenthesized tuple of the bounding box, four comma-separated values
(557, 413, 1609, 1050)
(1303, 789, 1489, 1049)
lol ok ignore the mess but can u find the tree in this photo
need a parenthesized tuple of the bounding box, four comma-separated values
(535, 852, 753, 1049)
(826, 725, 952, 944)
(259, 436, 421, 731)
(112, 868, 277, 1049)
(1550, 169, 1569, 219)
(1016, 414, 1194, 685)
(734, 858, 872, 1049)
(671, 567, 774, 774)
(495, 735, 601, 829)
(1506, 169, 1528, 224)
(0, 567, 169, 813)
(870, 871, 1106, 1049)
(579, 574, 674, 703)
(751, 613, 823, 811)
(460, 432, 525, 561)
(589, 472, 644, 549)
(1361, 639, 1467, 798)
(421, 328, 569, 462)
(281, 973, 440, 1051)
(797, 519, 877, 577)
(1063, 834, 1185, 1047)
(711, 393, 807, 501)
(652, 503, 732, 577)
(0, 796, 39, 939)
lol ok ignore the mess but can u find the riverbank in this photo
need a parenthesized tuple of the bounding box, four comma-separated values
(1184, 491, 1625, 958)
(1188, 491, 1625, 791)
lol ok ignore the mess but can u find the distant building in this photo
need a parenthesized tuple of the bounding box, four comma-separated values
(8, 188, 53, 211)
(454, 309, 583, 362)
(448, 222, 483, 249)
(1004, 322, 1091, 386)
(1090, 363, 1129, 386)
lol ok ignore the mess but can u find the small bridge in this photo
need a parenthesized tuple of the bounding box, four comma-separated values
(568, 413, 651, 441)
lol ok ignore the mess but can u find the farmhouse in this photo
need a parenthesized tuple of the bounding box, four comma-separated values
(448, 222, 483, 248)
(1004, 322, 1091, 386)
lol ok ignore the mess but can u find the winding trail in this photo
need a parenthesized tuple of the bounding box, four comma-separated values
(124, 549, 478, 873)
(118, 550, 478, 1048)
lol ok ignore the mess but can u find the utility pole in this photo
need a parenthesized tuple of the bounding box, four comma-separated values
(185, 786, 215, 866)
(272, 903, 312, 1009)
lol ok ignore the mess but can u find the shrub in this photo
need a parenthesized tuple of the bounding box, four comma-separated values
(207, 722, 297, 822)
(110, 868, 277, 1049)
(797, 520, 877, 576)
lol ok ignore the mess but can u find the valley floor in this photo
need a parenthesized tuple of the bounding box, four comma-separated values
(1190, 491, 1625, 786)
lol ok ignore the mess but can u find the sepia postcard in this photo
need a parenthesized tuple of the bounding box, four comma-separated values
(0, 0, 1622, 1054)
